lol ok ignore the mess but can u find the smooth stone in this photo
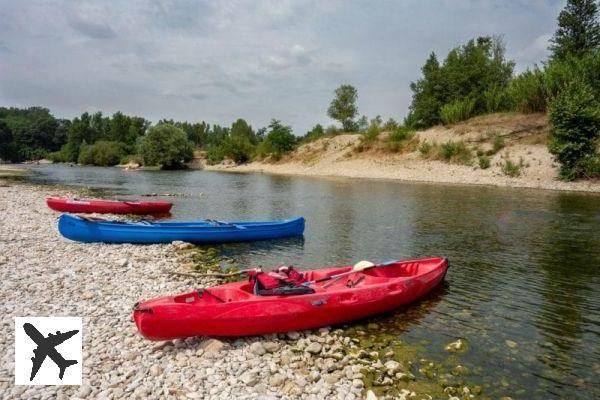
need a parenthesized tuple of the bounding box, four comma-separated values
(249, 342, 266, 356)
(269, 373, 285, 387)
(305, 342, 322, 354)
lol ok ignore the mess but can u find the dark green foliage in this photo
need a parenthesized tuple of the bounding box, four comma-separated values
(200, 119, 259, 164)
(327, 84, 359, 132)
(508, 68, 548, 113)
(256, 120, 296, 160)
(406, 37, 514, 128)
(548, 79, 600, 180)
(440, 140, 472, 164)
(0, 120, 13, 161)
(77, 141, 125, 166)
(478, 155, 491, 169)
(549, 0, 600, 61)
(0, 107, 67, 162)
(205, 146, 226, 165)
(578, 154, 600, 177)
(138, 124, 194, 169)
(545, 52, 600, 99)
(59, 111, 148, 162)
(223, 119, 257, 163)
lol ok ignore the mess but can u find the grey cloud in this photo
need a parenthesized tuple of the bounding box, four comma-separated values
(69, 19, 117, 39)
(0, 0, 564, 134)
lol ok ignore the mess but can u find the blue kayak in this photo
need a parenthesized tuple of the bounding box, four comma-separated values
(58, 214, 305, 244)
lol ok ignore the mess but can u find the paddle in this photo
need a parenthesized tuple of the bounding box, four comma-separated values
(302, 259, 399, 287)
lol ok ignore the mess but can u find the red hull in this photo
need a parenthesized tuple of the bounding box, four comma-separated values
(133, 257, 448, 340)
(46, 197, 172, 214)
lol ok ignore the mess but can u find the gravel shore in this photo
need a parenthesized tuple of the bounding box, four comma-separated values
(0, 181, 368, 400)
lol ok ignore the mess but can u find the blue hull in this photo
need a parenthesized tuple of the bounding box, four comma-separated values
(58, 214, 305, 244)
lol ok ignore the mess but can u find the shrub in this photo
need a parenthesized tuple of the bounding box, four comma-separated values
(483, 86, 513, 113)
(385, 126, 416, 153)
(546, 52, 600, 100)
(508, 68, 548, 113)
(492, 135, 505, 154)
(256, 120, 296, 160)
(548, 79, 600, 180)
(419, 140, 433, 156)
(478, 155, 491, 169)
(138, 124, 194, 169)
(205, 146, 226, 165)
(440, 98, 476, 125)
(222, 135, 255, 164)
(578, 155, 600, 178)
(500, 158, 524, 177)
(120, 154, 143, 165)
(439, 140, 472, 164)
(77, 141, 125, 166)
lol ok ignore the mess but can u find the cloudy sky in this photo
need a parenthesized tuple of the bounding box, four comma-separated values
(0, 0, 564, 134)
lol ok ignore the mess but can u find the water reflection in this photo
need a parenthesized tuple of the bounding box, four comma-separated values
(25, 164, 600, 399)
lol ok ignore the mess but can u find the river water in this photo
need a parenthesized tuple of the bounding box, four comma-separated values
(26, 164, 600, 399)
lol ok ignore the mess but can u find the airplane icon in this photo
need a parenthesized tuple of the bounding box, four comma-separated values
(23, 323, 79, 381)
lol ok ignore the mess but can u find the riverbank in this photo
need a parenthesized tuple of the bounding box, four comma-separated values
(0, 180, 485, 400)
(205, 113, 600, 193)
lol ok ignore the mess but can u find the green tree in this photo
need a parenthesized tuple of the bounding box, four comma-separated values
(77, 141, 125, 166)
(405, 52, 443, 128)
(549, 79, 600, 180)
(406, 37, 514, 128)
(138, 124, 194, 169)
(327, 84, 359, 131)
(549, 0, 600, 61)
(0, 120, 13, 161)
(257, 119, 297, 160)
(0, 107, 63, 161)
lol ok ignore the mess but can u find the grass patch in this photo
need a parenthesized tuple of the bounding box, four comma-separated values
(418, 140, 433, 156)
(440, 98, 476, 125)
(385, 127, 418, 153)
(439, 140, 473, 164)
(492, 135, 505, 154)
(478, 156, 491, 169)
(500, 157, 525, 177)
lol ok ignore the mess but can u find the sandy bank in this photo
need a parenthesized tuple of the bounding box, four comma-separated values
(205, 114, 600, 193)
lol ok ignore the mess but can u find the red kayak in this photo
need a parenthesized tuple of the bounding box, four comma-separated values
(46, 197, 172, 214)
(133, 257, 448, 340)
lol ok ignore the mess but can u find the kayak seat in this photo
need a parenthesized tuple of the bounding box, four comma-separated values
(204, 288, 253, 303)
(253, 280, 315, 296)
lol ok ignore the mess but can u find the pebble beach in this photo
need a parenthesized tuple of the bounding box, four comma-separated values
(0, 179, 376, 400)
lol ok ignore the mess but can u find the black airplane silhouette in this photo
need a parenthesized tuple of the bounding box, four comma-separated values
(23, 323, 79, 381)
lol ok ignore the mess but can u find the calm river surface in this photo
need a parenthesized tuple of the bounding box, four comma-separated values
(26, 164, 600, 399)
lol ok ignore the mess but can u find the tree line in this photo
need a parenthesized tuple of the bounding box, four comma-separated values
(1, 0, 599, 179)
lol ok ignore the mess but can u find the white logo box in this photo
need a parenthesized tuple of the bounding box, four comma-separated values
(14, 317, 82, 385)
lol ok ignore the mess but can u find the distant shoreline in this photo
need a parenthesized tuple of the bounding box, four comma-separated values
(203, 160, 600, 194)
